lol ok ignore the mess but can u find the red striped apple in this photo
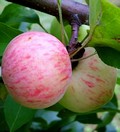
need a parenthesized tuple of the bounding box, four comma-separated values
(2, 31, 72, 109)
(59, 47, 117, 113)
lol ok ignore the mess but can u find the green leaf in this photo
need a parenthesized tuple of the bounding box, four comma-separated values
(57, 0, 66, 44)
(117, 77, 120, 85)
(78, 24, 90, 42)
(88, 0, 120, 51)
(50, 18, 71, 45)
(47, 109, 77, 131)
(36, 11, 54, 33)
(4, 95, 36, 132)
(58, 109, 77, 119)
(86, 0, 120, 68)
(85, 0, 89, 5)
(89, 0, 101, 34)
(0, 1, 9, 14)
(0, 22, 22, 56)
(96, 112, 116, 129)
(46, 103, 64, 111)
(76, 113, 102, 124)
(0, 82, 8, 100)
(0, 4, 40, 28)
(95, 47, 120, 68)
(0, 100, 9, 132)
(110, 93, 118, 107)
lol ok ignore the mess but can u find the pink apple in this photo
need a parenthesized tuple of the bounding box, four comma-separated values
(2, 31, 72, 109)
(59, 47, 117, 113)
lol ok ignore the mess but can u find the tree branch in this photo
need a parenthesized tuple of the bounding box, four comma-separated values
(6, 0, 89, 24)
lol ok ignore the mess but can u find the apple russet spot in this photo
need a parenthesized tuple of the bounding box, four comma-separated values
(59, 47, 117, 113)
(2, 31, 72, 109)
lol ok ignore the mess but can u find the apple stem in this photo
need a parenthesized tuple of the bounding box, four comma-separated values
(68, 14, 82, 56)
(66, 14, 85, 69)
(69, 14, 81, 49)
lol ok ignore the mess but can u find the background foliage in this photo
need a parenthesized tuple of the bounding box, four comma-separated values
(0, 0, 120, 132)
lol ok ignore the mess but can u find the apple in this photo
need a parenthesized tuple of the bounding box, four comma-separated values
(1, 31, 72, 109)
(59, 47, 117, 113)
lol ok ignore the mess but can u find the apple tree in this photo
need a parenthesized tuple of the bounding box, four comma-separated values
(0, 0, 120, 132)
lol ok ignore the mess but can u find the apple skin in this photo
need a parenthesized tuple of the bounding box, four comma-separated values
(1, 31, 72, 109)
(59, 47, 117, 113)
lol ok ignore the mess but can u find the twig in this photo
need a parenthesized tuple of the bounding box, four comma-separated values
(68, 14, 82, 57)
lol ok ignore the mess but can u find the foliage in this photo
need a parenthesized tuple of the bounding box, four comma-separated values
(0, 0, 120, 132)
(88, 0, 120, 68)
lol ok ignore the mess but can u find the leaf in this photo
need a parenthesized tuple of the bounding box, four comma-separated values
(0, 101, 9, 132)
(76, 113, 102, 124)
(0, 1, 9, 15)
(36, 11, 54, 33)
(50, 17, 71, 45)
(95, 47, 120, 68)
(0, 22, 22, 56)
(86, 0, 120, 68)
(110, 93, 118, 107)
(89, 0, 101, 33)
(57, 0, 66, 44)
(85, 0, 89, 5)
(117, 77, 120, 85)
(78, 24, 90, 42)
(0, 82, 8, 100)
(58, 109, 77, 119)
(88, 0, 120, 51)
(0, 4, 40, 28)
(4, 95, 36, 132)
(47, 108, 77, 131)
(96, 112, 116, 129)
(46, 102, 64, 111)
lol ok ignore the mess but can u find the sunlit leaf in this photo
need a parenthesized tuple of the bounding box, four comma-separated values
(50, 18, 71, 45)
(88, 0, 120, 51)
(89, 0, 101, 33)
(87, 0, 120, 68)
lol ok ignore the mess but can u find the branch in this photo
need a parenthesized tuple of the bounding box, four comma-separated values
(6, 0, 89, 24)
